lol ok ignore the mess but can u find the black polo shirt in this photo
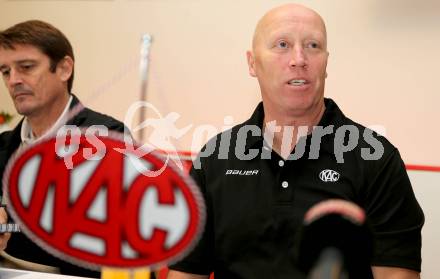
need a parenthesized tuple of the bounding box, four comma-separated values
(170, 98, 424, 279)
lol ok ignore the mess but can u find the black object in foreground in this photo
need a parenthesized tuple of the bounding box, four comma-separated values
(296, 213, 374, 279)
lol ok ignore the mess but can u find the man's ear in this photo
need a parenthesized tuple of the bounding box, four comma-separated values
(246, 50, 257, 77)
(325, 51, 329, 78)
(57, 56, 74, 82)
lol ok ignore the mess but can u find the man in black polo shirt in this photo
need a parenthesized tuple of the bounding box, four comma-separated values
(168, 3, 424, 279)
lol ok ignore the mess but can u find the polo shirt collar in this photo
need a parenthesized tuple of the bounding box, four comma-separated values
(241, 98, 347, 155)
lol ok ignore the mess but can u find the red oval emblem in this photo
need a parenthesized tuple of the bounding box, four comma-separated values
(3, 132, 205, 270)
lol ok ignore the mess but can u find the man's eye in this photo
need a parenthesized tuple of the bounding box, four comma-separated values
(21, 64, 34, 70)
(0, 69, 10, 77)
(306, 42, 319, 49)
(276, 40, 289, 49)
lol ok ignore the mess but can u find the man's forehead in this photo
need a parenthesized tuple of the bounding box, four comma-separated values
(0, 44, 45, 64)
(263, 17, 325, 38)
(253, 4, 327, 46)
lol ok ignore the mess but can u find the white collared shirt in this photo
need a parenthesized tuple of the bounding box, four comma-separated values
(20, 96, 73, 146)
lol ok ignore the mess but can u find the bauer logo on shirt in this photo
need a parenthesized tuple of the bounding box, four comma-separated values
(225, 169, 259, 176)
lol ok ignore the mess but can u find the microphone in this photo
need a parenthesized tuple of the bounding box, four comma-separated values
(295, 199, 374, 279)
(0, 223, 21, 233)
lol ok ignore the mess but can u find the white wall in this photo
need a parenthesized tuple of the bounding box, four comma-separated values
(409, 169, 440, 279)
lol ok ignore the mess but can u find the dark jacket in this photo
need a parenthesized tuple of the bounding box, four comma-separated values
(0, 94, 126, 277)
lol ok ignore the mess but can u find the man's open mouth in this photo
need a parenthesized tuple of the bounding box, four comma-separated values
(288, 79, 308, 86)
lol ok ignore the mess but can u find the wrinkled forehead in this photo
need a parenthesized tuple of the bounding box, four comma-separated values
(253, 7, 327, 48)
(0, 44, 45, 63)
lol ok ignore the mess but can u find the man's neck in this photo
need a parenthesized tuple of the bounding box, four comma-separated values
(263, 101, 326, 159)
(27, 93, 70, 138)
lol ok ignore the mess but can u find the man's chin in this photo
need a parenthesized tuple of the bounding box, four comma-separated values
(15, 105, 36, 117)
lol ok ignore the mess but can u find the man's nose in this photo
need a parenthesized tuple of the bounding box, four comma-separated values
(289, 46, 307, 68)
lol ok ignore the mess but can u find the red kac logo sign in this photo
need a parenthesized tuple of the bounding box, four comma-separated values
(3, 133, 205, 270)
